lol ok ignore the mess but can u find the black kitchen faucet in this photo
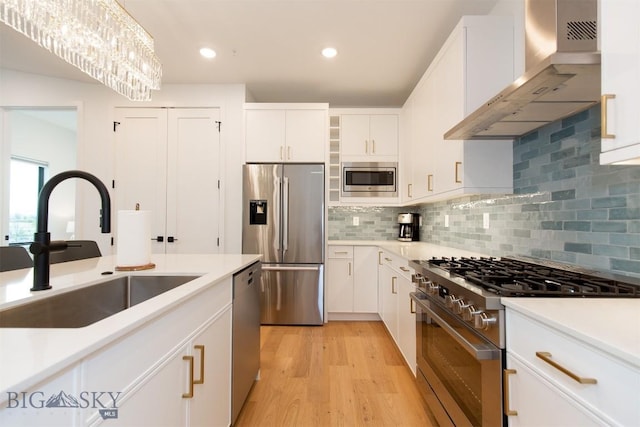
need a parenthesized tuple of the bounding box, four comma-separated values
(29, 170, 111, 291)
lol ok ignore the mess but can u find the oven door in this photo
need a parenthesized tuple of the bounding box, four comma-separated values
(411, 292, 504, 427)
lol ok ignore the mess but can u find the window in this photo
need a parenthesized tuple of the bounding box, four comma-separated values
(9, 157, 47, 244)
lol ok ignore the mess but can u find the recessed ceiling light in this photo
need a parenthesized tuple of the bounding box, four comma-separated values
(322, 47, 337, 58)
(200, 47, 216, 59)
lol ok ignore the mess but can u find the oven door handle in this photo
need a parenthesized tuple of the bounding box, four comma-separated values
(411, 294, 500, 361)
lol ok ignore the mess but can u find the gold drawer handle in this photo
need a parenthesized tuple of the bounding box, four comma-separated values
(427, 174, 433, 192)
(536, 352, 597, 384)
(391, 277, 397, 294)
(385, 257, 392, 262)
(408, 183, 412, 198)
(334, 251, 349, 255)
(400, 266, 410, 272)
(454, 162, 462, 183)
(348, 262, 352, 276)
(182, 355, 194, 398)
(503, 369, 518, 416)
(410, 298, 415, 314)
(194, 345, 205, 385)
(378, 251, 383, 265)
(601, 94, 615, 139)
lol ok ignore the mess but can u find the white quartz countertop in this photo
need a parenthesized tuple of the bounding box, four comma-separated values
(328, 240, 490, 261)
(502, 298, 640, 368)
(0, 253, 261, 397)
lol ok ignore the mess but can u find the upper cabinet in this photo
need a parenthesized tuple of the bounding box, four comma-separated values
(401, 16, 515, 203)
(245, 103, 328, 163)
(340, 113, 398, 162)
(600, 0, 640, 165)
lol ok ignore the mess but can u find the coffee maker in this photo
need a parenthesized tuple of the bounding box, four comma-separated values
(397, 213, 420, 242)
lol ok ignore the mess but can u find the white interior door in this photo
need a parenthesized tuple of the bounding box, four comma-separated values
(166, 108, 221, 254)
(114, 108, 168, 253)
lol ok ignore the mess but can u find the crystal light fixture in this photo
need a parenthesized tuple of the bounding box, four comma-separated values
(0, 0, 162, 101)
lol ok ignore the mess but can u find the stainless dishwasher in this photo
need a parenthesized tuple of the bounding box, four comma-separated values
(232, 261, 261, 424)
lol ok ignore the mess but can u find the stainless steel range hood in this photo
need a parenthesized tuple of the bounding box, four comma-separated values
(445, 0, 600, 140)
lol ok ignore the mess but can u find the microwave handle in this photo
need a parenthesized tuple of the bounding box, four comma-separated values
(411, 294, 500, 361)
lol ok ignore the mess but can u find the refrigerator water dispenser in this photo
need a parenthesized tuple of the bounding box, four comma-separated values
(249, 200, 267, 225)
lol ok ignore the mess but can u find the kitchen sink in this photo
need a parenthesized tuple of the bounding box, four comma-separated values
(0, 275, 200, 328)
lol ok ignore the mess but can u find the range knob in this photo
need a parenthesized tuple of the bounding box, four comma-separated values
(463, 305, 482, 321)
(427, 282, 439, 295)
(411, 273, 424, 284)
(445, 294, 460, 308)
(455, 299, 470, 314)
(474, 312, 497, 330)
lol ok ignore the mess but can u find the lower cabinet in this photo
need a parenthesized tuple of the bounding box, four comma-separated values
(0, 279, 234, 427)
(327, 245, 378, 315)
(505, 307, 640, 426)
(378, 250, 416, 375)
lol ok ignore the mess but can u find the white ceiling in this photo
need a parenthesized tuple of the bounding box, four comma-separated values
(0, 0, 500, 107)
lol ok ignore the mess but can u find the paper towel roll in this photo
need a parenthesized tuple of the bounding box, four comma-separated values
(116, 210, 152, 268)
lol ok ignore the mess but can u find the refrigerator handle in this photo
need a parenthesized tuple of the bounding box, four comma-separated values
(282, 176, 289, 254)
(274, 176, 281, 251)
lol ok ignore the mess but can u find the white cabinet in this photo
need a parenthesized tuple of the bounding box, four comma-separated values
(505, 307, 640, 426)
(327, 245, 378, 316)
(401, 16, 514, 203)
(377, 249, 416, 374)
(82, 279, 233, 427)
(114, 108, 221, 254)
(244, 104, 328, 163)
(341, 114, 398, 161)
(599, 0, 640, 164)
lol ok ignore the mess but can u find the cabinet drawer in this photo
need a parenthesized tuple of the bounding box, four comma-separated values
(380, 250, 413, 280)
(506, 309, 640, 426)
(328, 246, 353, 259)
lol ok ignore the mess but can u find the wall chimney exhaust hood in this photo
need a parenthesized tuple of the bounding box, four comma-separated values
(445, 0, 599, 140)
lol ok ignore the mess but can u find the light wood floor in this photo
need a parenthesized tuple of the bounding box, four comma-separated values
(234, 321, 439, 427)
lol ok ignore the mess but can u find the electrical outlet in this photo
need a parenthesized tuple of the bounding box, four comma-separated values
(444, 214, 449, 228)
(483, 213, 490, 229)
(353, 216, 359, 226)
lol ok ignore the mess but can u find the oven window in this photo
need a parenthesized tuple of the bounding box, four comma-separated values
(345, 170, 395, 186)
(422, 314, 483, 426)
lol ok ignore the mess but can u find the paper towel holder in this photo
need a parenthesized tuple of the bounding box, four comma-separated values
(115, 203, 156, 271)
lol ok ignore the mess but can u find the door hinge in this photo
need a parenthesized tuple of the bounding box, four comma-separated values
(215, 120, 221, 132)
(110, 237, 114, 246)
(217, 237, 220, 247)
(112, 180, 115, 189)
(217, 180, 221, 189)
(113, 121, 121, 132)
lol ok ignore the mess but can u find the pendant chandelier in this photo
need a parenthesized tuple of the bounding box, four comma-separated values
(0, 0, 162, 101)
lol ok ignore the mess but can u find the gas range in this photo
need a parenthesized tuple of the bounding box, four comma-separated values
(409, 256, 640, 349)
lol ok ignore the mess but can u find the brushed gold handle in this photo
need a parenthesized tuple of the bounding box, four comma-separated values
(503, 369, 518, 416)
(601, 94, 615, 139)
(334, 251, 349, 255)
(385, 257, 392, 262)
(194, 345, 205, 385)
(288, 146, 291, 160)
(378, 251, 383, 265)
(535, 352, 597, 384)
(427, 174, 433, 192)
(400, 266, 410, 272)
(371, 140, 375, 154)
(392, 277, 397, 294)
(410, 298, 416, 314)
(348, 262, 352, 276)
(408, 183, 413, 198)
(280, 146, 284, 160)
(455, 162, 462, 183)
(365, 140, 368, 154)
(182, 355, 194, 398)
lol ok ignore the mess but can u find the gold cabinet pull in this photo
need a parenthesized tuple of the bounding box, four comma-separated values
(194, 345, 205, 385)
(427, 174, 433, 192)
(410, 298, 416, 314)
(334, 251, 349, 255)
(503, 369, 518, 416)
(601, 94, 616, 139)
(535, 352, 597, 384)
(454, 161, 462, 183)
(288, 146, 292, 160)
(280, 146, 284, 160)
(182, 355, 195, 398)
(385, 257, 392, 262)
(348, 262, 352, 276)
(364, 140, 368, 154)
(371, 140, 375, 154)
(378, 251, 383, 265)
(408, 183, 413, 198)
(400, 266, 410, 272)
(391, 277, 397, 294)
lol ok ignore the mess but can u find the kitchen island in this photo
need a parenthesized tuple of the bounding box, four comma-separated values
(0, 253, 261, 426)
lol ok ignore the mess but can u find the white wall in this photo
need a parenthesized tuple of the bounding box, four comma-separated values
(0, 69, 246, 254)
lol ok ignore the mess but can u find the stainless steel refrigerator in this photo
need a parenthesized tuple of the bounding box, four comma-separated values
(242, 163, 324, 325)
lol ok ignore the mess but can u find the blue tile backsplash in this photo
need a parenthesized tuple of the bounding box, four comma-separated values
(328, 106, 640, 278)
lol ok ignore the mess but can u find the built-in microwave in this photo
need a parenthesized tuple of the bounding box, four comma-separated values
(342, 162, 397, 197)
